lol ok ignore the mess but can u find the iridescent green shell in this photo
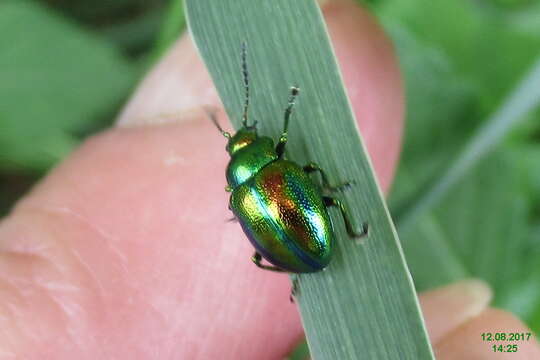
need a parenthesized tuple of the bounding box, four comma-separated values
(229, 155, 334, 273)
(226, 134, 277, 189)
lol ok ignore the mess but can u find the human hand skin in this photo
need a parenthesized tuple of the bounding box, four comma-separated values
(1, 0, 539, 358)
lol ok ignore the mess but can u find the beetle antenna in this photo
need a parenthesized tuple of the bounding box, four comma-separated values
(241, 41, 252, 129)
(275, 86, 300, 158)
(204, 107, 231, 139)
(283, 85, 300, 135)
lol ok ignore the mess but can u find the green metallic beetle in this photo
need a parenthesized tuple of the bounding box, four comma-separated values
(211, 43, 367, 273)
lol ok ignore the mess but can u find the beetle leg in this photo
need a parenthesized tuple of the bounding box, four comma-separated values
(323, 196, 369, 239)
(251, 252, 287, 272)
(303, 162, 353, 192)
(275, 135, 288, 159)
(276, 86, 300, 158)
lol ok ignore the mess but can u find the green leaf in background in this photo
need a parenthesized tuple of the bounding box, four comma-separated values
(401, 149, 540, 331)
(0, 0, 136, 172)
(152, 0, 185, 59)
(186, 0, 434, 358)
(382, 21, 478, 210)
(43, 0, 170, 56)
(374, 0, 540, 333)
(508, 1, 540, 36)
(401, 150, 527, 285)
(394, 53, 540, 234)
(378, 0, 540, 114)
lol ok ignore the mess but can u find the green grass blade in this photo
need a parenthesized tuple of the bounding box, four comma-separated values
(185, 1, 434, 358)
(396, 56, 540, 233)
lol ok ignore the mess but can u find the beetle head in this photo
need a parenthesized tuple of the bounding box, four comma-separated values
(226, 126, 257, 155)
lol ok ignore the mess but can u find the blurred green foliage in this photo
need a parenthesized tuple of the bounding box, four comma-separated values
(0, 0, 182, 213)
(374, 0, 540, 334)
(0, 0, 539, 336)
(0, 1, 134, 171)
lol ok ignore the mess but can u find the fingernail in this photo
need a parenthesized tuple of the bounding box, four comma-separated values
(116, 106, 209, 128)
(421, 278, 493, 344)
(116, 35, 222, 127)
(449, 279, 493, 316)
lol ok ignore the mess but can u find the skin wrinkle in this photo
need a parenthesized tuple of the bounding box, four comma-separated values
(0, 290, 24, 353)
(0, 249, 66, 337)
(17, 285, 67, 345)
(0, 248, 72, 316)
(68, 247, 107, 300)
(0, 253, 46, 293)
(16, 204, 130, 277)
(0, 229, 102, 353)
(10, 207, 107, 305)
(24, 206, 186, 359)
(39, 280, 81, 293)
(0, 206, 133, 357)
(41, 293, 79, 345)
(0, 257, 81, 348)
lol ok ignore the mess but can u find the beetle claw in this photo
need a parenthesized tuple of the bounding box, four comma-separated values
(326, 180, 354, 193)
(353, 222, 369, 244)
